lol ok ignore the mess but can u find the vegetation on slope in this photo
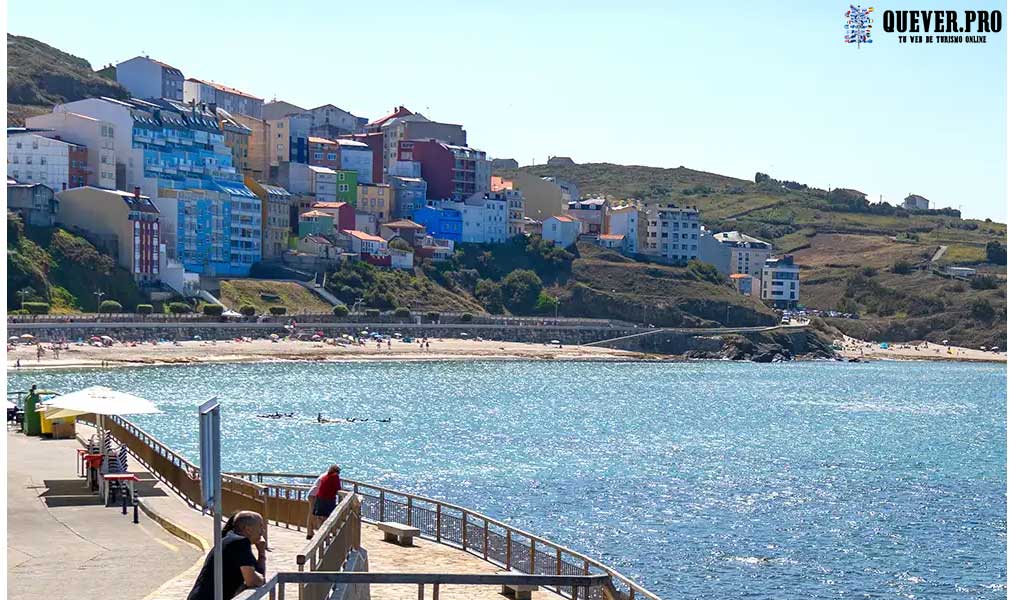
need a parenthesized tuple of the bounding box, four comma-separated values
(7, 212, 144, 312)
(217, 280, 333, 315)
(7, 34, 129, 125)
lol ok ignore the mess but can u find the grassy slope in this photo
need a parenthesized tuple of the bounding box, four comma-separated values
(218, 280, 333, 314)
(7, 33, 129, 125)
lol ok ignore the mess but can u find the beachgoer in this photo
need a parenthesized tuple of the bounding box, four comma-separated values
(15, 359, 20, 369)
(425, 341, 430, 351)
(187, 511, 266, 600)
(312, 465, 342, 531)
(305, 470, 326, 539)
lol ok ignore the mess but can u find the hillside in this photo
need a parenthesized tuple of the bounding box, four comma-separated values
(7, 212, 145, 313)
(7, 34, 129, 125)
(217, 280, 333, 314)
(495, 162, 1006, 347)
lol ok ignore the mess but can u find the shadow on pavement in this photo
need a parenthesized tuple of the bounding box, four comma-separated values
(38, 479, 103, 507)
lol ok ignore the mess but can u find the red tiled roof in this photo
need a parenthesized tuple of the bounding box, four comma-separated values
(552, 215, 579, 223)
(313, 202, 348, 209)
(341, 229, 386, 243)
(368, 106, 413, 127)
(599, 234, 625, 240)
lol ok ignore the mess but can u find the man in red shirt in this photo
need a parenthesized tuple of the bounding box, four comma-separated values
(311, 465, 342, 532)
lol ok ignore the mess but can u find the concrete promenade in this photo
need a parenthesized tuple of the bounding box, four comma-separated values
(9, 424, 557, 600)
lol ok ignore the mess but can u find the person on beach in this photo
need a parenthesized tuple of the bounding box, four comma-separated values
(188, 510, 266, 600)
(311, 465, 342, 533)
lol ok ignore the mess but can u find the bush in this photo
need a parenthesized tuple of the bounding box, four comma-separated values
(99, 299, 123, 313)
(501, 269, 543, 314)
(269, 306, 287, 315)
(535, 292, 559, 315)
(394, 307, 411, 318)
(970, 298, 995, 321)
(365, 308, 380, 318)
(986, 241, 1006, 265)
(861, 266, 878, 277)
(474, 279, 504, 314)
(202, 304, 224, 316)
(332, 304, 350, 317)
(136, 304, 153, 315)
(10, 309, 30, 316)
(425, 311, 440, 322)
(970, 275, 999, 290)
(687, 260, 724, 285)
(239, 304, 257, 316)
(460, 312, 473, 322)
(22, 301, 50, 315)
(891, 260, 912, 275)
(168, 302, 192, 314)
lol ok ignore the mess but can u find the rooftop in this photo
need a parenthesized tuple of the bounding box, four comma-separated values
(368, 105, 413, 127)
(187, 78, 263, 101)
(342, 229, 387, 243)
(382, 219, 425, 230)
(598, 234, 625, 240)
(300, 210, 332, 218)
(336, 139, 369, 148)
(308, 136, 338, 145)
(312, 202, 349, 209)
(302, 234, 333, 245)
(308, 165, 337, 175)
(550, 215, 580, 223)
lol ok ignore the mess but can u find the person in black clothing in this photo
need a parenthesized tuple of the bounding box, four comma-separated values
(188, 511, 267, 600)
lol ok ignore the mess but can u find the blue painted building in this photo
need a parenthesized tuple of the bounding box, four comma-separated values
(411, 205, 462, 243)
(388, 175, 428, 219)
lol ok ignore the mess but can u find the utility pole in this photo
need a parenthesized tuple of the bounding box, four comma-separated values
(94, 290, 106, 312)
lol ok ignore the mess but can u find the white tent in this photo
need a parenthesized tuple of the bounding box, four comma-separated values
(40, 386, 160, 420)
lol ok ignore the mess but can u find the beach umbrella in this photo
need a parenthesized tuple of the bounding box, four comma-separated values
(8, 336, 19, 342)
(460, 332, 470, 337)
(40, 386, 160, 420)
(20, 334, 34, 340)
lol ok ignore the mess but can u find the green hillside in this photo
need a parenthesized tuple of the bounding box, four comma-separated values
(7, 34, 129, 125)
(7, 212, 145, 313)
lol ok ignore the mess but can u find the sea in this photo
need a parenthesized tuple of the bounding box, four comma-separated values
(9, 359, 1006, 599)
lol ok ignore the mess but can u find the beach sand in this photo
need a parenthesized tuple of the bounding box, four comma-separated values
(6, 337, 652, 371)
(837, 336, 1005, 363)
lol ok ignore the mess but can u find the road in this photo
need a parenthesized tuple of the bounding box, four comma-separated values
(931, 245, 949, 261)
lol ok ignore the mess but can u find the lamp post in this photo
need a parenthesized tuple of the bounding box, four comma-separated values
(94, 290, 106, 313)
(17, 289, 31, 310)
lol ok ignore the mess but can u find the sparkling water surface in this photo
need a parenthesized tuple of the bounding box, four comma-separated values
(10, 360, 1005, 599)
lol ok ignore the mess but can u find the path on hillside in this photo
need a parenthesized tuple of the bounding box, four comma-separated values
(931, 245, 948, 261)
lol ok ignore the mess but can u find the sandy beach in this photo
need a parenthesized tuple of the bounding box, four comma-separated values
(6, 336, 651, 371)
(837, 336, 1006, 363)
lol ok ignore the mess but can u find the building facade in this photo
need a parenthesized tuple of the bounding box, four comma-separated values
(24, 111, 118, 189)
(7, 182, 58, 226)
(387, 175, 428, 219)
(711, 231, 773, 279)
(309, 104, 366, 137)
(607, 205, 639, 254)
(217, 109, 253, 179)
(312, 201, 355, 232)
(338, 132, 384, 183)
(357, 183, 393, 223)
(542, 215, 582, 247)
(564, 198, 609, 234)
(297, 211, 335, 237)
(184, 79, 263, 118)
(761, 255, 800, 308)
(412, 205, 463, 243)
(336, 139, 374, 183)
(397, 139, 490, 201)
(245, 178, 293, 259)
(644, 204, 700, 263)
(308, 137, 339, 170)
(336, 170, 358, 204)
(115, 56, 184, 100)
(7, 132, 89, 192)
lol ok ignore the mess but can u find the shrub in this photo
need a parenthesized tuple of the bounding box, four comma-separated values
(891, 260, 912, 275)
(365, 308, 380, 318)
(970, 298, 995, 321)
(425, 311, 440, 322)
(23, 301, 50, 314)
(986, 241, 1006, 265)
(202, 304, 224, 316)
(535, 292, 559, 315)
(460, 312, 473, 322)
(239, 304, 257, 316)
(135, 304, 154, 315)
(10, 309, 30, 316)
(99, 299, 123, 313)
(168, 302, 192, 314)
(269, 306, 287, 315)
(332, 304, 350, 317)
(394, 307, 411, 318)
(860, 266, 877, 278)
(501, 269, 543, 314)
(474, 279, 504, 314)
(970, 275, 999, 290)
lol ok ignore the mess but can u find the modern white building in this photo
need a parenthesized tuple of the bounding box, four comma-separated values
(608, 204, 639, 254)
(25, 111, 118, 189)
(701, 230, 773, 278)
(7, 132, 88, 192)
(336, 139, 374, 183)
(761, 255, 800, 308)
(542, 215, 582, 247)
(115, 56, 184, 101)
(644, 204, 700, 263)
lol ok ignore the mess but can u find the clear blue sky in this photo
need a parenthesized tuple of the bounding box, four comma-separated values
(8, 0, 1007, 220)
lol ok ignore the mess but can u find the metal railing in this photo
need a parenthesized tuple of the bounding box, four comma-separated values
(241, 571, 611, 600)
(229, 472, 657, 600)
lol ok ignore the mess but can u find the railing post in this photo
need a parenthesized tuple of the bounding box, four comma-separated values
(530, 538, 536, 573)
(380, 490, 385, 521)
(417, 583, 424, 600)
(461, 511, 467, 550)
(435, 504, 442, 542)
(483, 520, 489, 560)
(432, 583, 440, 600)
(407, 496, 413, 526)
(506, 531, 512, 569)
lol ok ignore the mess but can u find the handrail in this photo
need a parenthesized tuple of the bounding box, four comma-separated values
(296, 491, 360, 569)
(227, 471, 658, 600)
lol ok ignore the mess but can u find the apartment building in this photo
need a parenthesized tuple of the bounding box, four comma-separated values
(245, 178, 293, 259)
(644, 204, 700, 263)
(387, 175, 427, 219)
(308, 137, 339, 169)
(357, 183, 393, 223)
(761, 255, 800, 308)
(115, 56, 184, 100)
(397, 139, 490, 201)
(24, 111, 118, 189)
(710, 231, 773, 279)
(607, 204, 640, 254)
(336, 139, 374, 183)
(309, 104, 366, 137)
(217, 109, 253, 179)
(7, 132, 88, 192)
(184, 78, 263, 118)
(564, 197, 609, 234)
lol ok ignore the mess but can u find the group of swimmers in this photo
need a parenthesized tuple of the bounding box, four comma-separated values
(317, 413, 391, 424)
(256, 412, 296, 419)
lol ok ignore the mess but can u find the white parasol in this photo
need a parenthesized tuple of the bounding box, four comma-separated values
(40, 386, 161, 420)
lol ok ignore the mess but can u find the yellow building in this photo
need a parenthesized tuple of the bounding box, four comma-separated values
(245, 177, 293, 259)
(234, 114, 270, 178)
(218, 109, 254, 178)
(356, 183, 393, 223)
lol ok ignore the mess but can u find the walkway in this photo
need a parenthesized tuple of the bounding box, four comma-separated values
(6, 430, 201, 600)
(932, 245, 949, 261)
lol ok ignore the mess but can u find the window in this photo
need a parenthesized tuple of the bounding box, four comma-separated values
(25, 156, 32, 165)
(15, 141, 22, 149)
(11, 156, 18, 164)
(327, 153, 336, 161)
(338, 172, 345, 181)
(314, 152, 323, 160)
(40, 157, 47, 165)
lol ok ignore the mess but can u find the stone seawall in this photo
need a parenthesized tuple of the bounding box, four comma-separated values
(587, 326, 834, 361)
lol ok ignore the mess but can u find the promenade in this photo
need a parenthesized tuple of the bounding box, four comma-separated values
(8, 425, 558, 600)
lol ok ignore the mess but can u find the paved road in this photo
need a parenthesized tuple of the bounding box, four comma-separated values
(6, 430, 201, 600)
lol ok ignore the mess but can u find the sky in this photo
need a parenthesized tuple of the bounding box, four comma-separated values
(6, 0, 1008, 220)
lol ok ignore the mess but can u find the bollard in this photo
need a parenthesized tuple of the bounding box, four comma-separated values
(133, 496, 139, 524)
(122, 490, 128, 515)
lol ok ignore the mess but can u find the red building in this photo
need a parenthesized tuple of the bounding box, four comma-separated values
(397, 139, 489, 201)
(308, 137, 339, 169)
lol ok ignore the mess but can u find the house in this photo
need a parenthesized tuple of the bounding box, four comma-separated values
(902, 194, 930, 210)
(336, 139, 374, 183)
(730, 273, 760, 297)
(597, 233, 625, 250)
(564, 198, 609, 234)
(416, 236, 455, 262)
(700, 230, 773, 278)
(380, 220, 426, 246)
(298, 234, 338, 260)
(357, 183, 394, 222)
(390, 247, 414, 270)
(115, 56, 184, 100)
(339, 229, 388, 257)
(368, 106, 467, 172)
(216, 109, 254, 179)
(7, 182, 58, 226)
(355, 210, 379, 235)
(336, 169, 358, 204)
(311, 201, 355, 231)
(542, 215, 582, 247)
(607, 205, 639, 254)
(184, 78, 263, 118)
(56, 187, 161, 282)
(298, 210, 335, 237)
(7, 131, 89, 192)
(245, 178, 293, 259)
(412, 205, 464, 243)
(309, 104, 366, 138)
(277, 163, 337, 202)
(761, 255, 800, 308)
(24, 111, 119, 189)
(308, 137, 339, 170)
(337, 132, 384, 183)
(396, 139, 490, 201)
(489, 183, 526, 237)
(945, 266, 977, 278)
(644, 204, 700, 263)
(387, 175, 427, 218)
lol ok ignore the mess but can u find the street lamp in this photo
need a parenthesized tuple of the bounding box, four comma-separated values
(17, 288, 31, 310)
(94, 290, 106, 313)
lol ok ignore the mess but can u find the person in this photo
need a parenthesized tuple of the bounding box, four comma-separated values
(187, 511, 266, 600)
(312, 465, 342, 532)
(305, 470, 325, 539)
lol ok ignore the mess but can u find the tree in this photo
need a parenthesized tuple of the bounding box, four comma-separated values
(240, 305, 257, 316)
(986, 241, 1006, 265)
(970, 275, 999, 290)
(332, 304, 350, 317)
(99, 299, 123, 313)
(394, 307, 411, 318)
(202, 304, 224, 316)
(136, 304, 154, 315)
(891, 260, 912, 275)
(754, 172, 770, 183)
(535, 292, 559, 315)
(269, 306, 288, 315)
(425, 311, 440, 323)
(389, 238, 412, 252)
(687, 260, 723, 284)
(460, 312, 474, 322)
(501, 269, 543, 314)
(474, 279, 504, 314)
(970, 298, 995, 321)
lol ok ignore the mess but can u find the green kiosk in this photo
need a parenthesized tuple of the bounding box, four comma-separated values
(23, 385, 42, 436)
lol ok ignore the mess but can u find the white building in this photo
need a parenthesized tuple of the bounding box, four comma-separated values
(761, 255, 800, 308)
(7, 133, 87, 192)
(340, 229, 388, 256)
(390, 247, 414, 270)
(115, 56, 184, 101)
(542, 215, 582, 247)
(644, 204, 700, 263)
(336, 139, 374, 183)
(703, 230, 773, 279)
(506, 188, 526, 238)
(355, 210, 378, 235)
(308, 166, 338, 202)
(25, 111, 118, 189)
(607, 204, 639, 254)
(435, 191, 510, 244)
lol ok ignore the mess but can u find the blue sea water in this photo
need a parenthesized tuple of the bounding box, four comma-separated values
(9, 360, 1006, 599)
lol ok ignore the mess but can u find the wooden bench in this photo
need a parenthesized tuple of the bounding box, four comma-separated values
(498, 571, 539, 600)
(377, 521, 420, 546)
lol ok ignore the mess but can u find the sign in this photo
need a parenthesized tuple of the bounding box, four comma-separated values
(198, 398, 221, 508)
